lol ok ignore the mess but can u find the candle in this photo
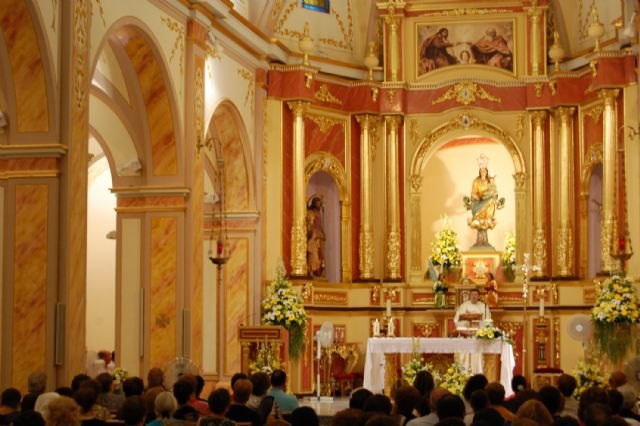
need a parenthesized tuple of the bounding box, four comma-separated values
(388, 318, 394, 337)
(316, 332, 321, 358)
(539, 289, 545, 317)
(373, 319, 380, 336)
(386, 298, 391, 316)
(217, 240, 223, 255)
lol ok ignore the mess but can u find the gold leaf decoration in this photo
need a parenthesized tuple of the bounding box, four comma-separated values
(307, 113, 342, 134)
(314, 84, 343, 105)
(432, 82, 501, 106)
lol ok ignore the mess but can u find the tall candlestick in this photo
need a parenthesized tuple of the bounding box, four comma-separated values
(386, 298, 391, 316)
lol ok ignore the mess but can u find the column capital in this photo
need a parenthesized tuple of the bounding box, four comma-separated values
(513, 172, 527, 191)
(530, 110, 547, 125)
(286, 100, 310, 116)
(384, 115, 403, 129)
(355, 114, 380, 129)
(599, 89, 620, 106)
(554, 106, 575, 123)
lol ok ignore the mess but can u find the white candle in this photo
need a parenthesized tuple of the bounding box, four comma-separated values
(316, 333, 321, 359)
(373, 319, 380, 336)
(388, 318, 394, 337)
(539, 289, 545, 317)
(386, 298, 391, 316)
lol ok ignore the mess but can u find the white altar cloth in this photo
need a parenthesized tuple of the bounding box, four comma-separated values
(363, 337, 515, 394)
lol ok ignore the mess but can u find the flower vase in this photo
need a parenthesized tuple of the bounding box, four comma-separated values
(444, 267, 462, 284)
(435, 291, 447, 308)
(504, 266, 515, 282)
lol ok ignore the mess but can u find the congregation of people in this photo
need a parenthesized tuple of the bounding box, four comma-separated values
(1, 365, 639, 426)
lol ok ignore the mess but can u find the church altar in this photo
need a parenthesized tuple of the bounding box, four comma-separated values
(363, 337, 515, 394)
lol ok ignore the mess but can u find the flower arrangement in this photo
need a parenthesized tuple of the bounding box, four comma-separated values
(502, 232, 516, 280)
(475, 322, 512, 345)
(435, 362, 469, 396)
(401, 339, 434, 384)
(261, 263, 307, 360)
(112, 367, 128, 383)
(572, 359, 605, 399)
(249, 341, 282, 375)
(591, 274, 640, 363)
(430, 219, 462, 271)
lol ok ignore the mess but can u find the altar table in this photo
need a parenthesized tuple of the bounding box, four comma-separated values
(363, 337, 515, 394)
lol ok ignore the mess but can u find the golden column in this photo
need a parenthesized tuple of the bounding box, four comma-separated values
(531, 110, 547, 276)
(555, 107, 575, 276)
(356, 114, 378, 279)
(600, 89, 620, 272)
(288, 101, 310, 276)
(385, 115, 402, 279)
(384, 3, 400, 81)
(526, 0, 544, 76)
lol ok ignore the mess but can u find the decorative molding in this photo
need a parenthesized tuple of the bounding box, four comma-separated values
(410, 174, 422, 192)
(194, 67, 204, 154)
(413, 322, 439, 337)
(534, 83, 544, 97)
(421, 8, 512, 16)
(237, 68, 255, 114)
(314, 84, 342, 105)
(411, 292, 433, 305)
(370, 284, 381, 305)
(73, 0, 89, 109)
(515, 113, 525, 141)
(161, 16, 185, 84)
(584, 104, 604, 121)
(306, 113, 343, 134)
(432, 82, 501, 106)
(314, 290, 348, 305)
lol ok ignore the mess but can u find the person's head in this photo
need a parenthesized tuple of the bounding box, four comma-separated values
(620, 386, 639, 411)
(363, 393, 392, 415)
(609, 371, 627, 389)
(34, 392, 60, 418)
(479, 167, 488, 179)
(195, 375, 205, 398)
(46, 396, 80, 426)
(28, 371, 47, 394)
(350, 387, 373, 409)
(73, 386, 97, 414)
(486, 28, 497, 39)
(578, 386, 609, 421)
(147, 367, 165, 388)
(70, 373, 90, 392)
(557, 374, 577, 397)
(430, 387, 451, 410)
(413, 370, 435, 396)
(469, 289, 480, 304)
(311, 197, 322, 210)
(393, 385, 421, 417)
(12, 410, 45, 426)
(472, 407, 505, 426)
(208, 388, 231, 415)
(515, 399, 553, 426)
(511, 375, 527, 393)
(607, 389, 624, 414)
(513, 388, 538, 412)
(1, 387, 21, 409)
(54, 386, 73, 397)
(249, 372, 271, 397)
(485, 382, 506, 405)
(230, 372, 248, 390)
(96, 372, 114, 393)
(364, 414, 397, 426)
(98, 350, 113, 365)
(332, 408, 364, 426)
(469, 389, 489, 413)
(463, 374, 488, 401)
(582, 402, 611, 426)
(537, 385, 562, 415)
(154, 391, 177, 419)
(122, 376, 145, 397)
(460, 50, 470, 62)
(438, 28, 449, 38)
(232, 378, 253, 404)
(291, 406, 319, 426)
(486, 272, 494, 281)
(436, 394, 466, 420)
(20, 392, 38, 411)
(270, 369, 287, 389)
(553, 416, 580, 426)
(173, 378, 194, 405)
(121, 395, 146, 426)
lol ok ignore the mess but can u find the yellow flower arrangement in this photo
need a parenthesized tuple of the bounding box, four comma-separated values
(591, 274, 640, 363)
(261, 264, 307, 360)
(572, 359, 605, 399)
(249, 341, 282, 375)
(430, 220, 462, 271)
(112, 367, 128, 384)
(475, 323, 512, 345)
(401, 339, 434, 384)
(435, 362, 469, 396)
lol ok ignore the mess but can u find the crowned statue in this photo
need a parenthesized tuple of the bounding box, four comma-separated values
(463, 154, 505, 249)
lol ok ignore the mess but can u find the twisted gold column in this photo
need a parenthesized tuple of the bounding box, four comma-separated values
(385, 116, 402, 280)
(356, 114, 378, 279)
(555, 107, 575, 276)
(600, 89, 620, 272)
(287, 101, 310, 276)
(531, 110, 547, 276)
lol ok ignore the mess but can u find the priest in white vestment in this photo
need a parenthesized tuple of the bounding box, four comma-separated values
(454, 288, 491, 374)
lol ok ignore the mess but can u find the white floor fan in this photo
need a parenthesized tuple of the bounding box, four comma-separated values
(314, 321, 335, 401)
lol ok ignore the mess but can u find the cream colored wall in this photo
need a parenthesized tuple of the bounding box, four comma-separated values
(86, 157, 116, 354)
(119, 218, 142, 377)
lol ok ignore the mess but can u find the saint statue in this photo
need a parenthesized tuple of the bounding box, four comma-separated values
(306, 195, 325, 277)
(463, 154, 505, 249)
(485, 272, 499, 308)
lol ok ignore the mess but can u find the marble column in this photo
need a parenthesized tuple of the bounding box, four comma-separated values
(385, 116, 402, 280)
(531, 110, 548, 276)
(555, 107, 575, 276)
(355, 114, 378, 279)
(287, 101, 310, 276)
(600, 89, 620, 272)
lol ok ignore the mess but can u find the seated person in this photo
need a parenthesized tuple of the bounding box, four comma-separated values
(454, 288, 490, 333)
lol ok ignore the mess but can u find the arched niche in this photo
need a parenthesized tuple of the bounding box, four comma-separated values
(579, 143, 603, 278)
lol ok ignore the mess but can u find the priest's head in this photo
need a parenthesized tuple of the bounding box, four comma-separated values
(469, 289, 480, 304)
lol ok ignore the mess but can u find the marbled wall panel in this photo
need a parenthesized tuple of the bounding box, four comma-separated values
(191, 157, 204, 368)
(0, 0, 49, 132)
(0, 158, 58, 177)
(150, 217, 177, 369)
(117, 27, 177, 176)
(12, 185, 48, 388)
(117, 196, 185, 210)
(224, 238, 248, 376)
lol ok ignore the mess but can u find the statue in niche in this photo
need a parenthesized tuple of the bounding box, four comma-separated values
(463, 154, 505, 249)
(306, 195, 325, 277)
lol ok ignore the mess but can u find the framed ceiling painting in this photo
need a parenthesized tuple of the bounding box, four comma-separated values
(416, 20, 515, 79)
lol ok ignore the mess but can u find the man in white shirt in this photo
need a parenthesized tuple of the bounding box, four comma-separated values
(454, 288, 491, 374)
